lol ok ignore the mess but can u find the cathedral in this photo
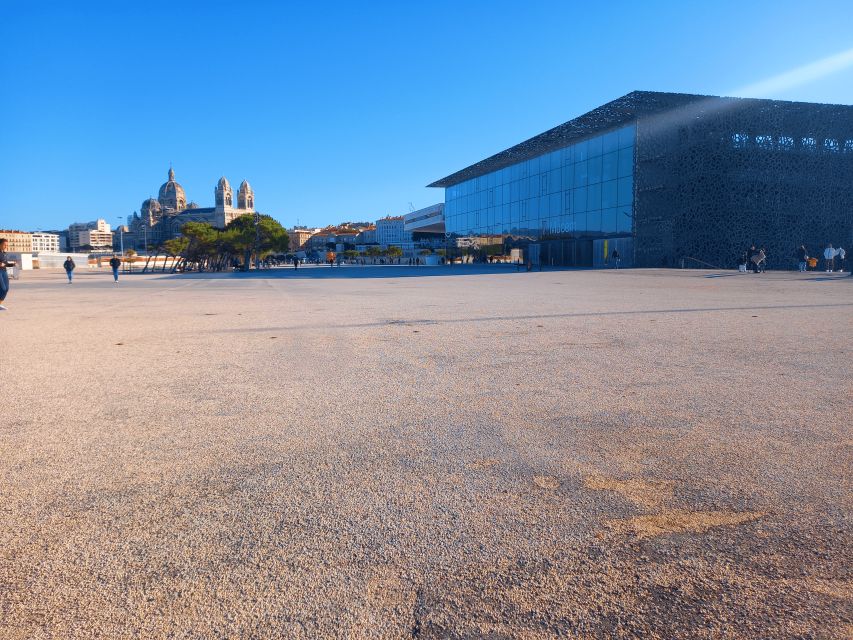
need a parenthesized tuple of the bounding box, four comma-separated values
(128, 168, 256, 249)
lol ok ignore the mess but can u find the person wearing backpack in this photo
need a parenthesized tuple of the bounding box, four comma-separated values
(63, 256, 76, 283)
(109, 254, 122, 284)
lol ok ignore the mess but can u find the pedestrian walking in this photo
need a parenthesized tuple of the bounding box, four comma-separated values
(797, 245, 808, 272)
(838, 247, 846, 273)
(109, 254, 122, 283)
(0, 238, 16, 311)
(293, 256, 299, 269)
(823, 243, 835, 272)
(63, 256, 76, 283)
(612, 248, 621, 269)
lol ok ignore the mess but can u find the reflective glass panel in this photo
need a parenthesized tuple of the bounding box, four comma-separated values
(602, 151, 618, 181)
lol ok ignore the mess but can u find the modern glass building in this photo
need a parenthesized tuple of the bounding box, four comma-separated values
(429, 91, 853, 268)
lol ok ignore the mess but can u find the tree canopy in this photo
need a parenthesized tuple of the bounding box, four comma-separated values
(175, 215, 289, 271)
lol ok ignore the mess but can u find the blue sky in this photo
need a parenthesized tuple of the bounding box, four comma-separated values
(1, 0, 852, 231)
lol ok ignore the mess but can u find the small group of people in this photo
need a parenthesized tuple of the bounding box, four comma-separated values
(796, 244, 846, 273)
(63, 254, 123, 283)
(741, 245, 768, 273)
(820, 243, 846, 273)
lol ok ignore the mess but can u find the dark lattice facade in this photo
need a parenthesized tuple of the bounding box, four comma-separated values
(430, 91, 853, 269)
(633, 94, 853, 268)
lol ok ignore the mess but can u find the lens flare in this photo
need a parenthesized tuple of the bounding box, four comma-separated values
(730, 47, 853, 98)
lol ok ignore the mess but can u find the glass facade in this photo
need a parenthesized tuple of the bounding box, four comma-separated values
(444, 124, 635, 239)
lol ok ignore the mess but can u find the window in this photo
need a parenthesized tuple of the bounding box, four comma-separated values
(550, 192, 561, 217)
(587, 135, 603, 158)
(618, 146, 633, 177)
(586, 210, 601, 233)
(602, 208, 618, 233)
(587, 182, 602, 211)
(755, 135, 774, 149)
(573, 161, 588, 188)
(601, 180, 618, 209)
(587, 154, 602, 184)
(548, 168, 560, 193)
(573, 187, 587, 213)
(802, 137, 816, 150)
(602, 151, 618, 181)
(732, 133, 749, 148)
(824, 138, 839, 152)
(602, 130, 619, 154)
(618, 125, 636, 149)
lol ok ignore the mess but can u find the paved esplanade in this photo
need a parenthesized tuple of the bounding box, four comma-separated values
(2, 267, 850, 638)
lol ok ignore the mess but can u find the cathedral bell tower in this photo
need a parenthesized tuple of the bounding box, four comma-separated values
(214, 176, 235, 226)
(237, 180, 254, 211)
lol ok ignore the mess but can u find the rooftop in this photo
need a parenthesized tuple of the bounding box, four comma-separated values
(427, 90, 853, 188)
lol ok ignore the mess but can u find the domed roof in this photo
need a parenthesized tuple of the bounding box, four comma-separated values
(158, 167, 186, 205)
(142, 197, 161, 211)
(217, 176, 230, 189)
(238, 179, 252, 193)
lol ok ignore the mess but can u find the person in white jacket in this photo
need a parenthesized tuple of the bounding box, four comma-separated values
(823, 244, 835, 272)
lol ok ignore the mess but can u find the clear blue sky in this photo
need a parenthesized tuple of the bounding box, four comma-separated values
(1, 0, 852, 231)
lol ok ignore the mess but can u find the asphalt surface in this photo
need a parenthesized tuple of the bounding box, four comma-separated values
(1, 265, 851, 639)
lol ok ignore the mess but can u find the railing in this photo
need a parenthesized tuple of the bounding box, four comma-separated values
(681, 256, 726, 270)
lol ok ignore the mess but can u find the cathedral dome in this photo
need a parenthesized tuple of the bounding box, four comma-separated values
(238, 180, 251, 193)
(141, 197, 161, 212)
(217, 176, 230, 189)
(158, 167, 186, 211)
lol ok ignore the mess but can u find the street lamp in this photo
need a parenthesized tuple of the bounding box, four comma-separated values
(116, 217, 124, 255)
(254, 210, 261, 270)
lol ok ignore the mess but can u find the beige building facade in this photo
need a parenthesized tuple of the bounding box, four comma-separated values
(68, 219, 113, 251)
(0, 230, 33, 253)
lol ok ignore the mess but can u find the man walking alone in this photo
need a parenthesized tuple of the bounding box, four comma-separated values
(109, 254, 122, 284)
(63, 256, 76, 283)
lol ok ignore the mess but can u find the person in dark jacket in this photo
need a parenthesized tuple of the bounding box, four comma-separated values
(0, 238, 16, 310)
(797, 245, 808, 272)
(63, 256, 76, 283)
(108, 254, 122, 284)
(612, 248, 621, 269)
(747, 244, 757, 273)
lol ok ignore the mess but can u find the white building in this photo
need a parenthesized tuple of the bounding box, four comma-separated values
(68, 219, 113, 252)
(31, 232, 61, 253)
(375, 216, 412, 247)
(403, 203, 445, 234)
